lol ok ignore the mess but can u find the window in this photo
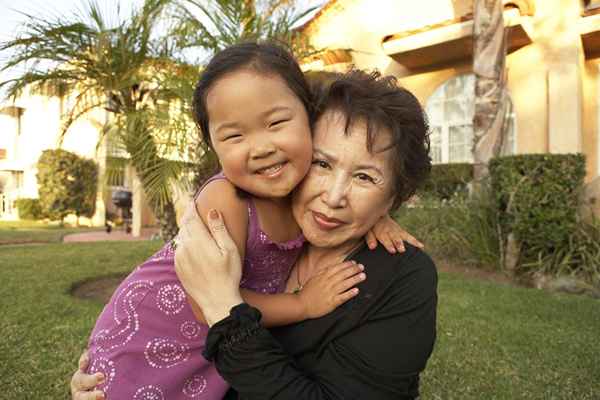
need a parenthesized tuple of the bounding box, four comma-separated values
(12, 171, 23, 189)
(425, 74, 516, 164)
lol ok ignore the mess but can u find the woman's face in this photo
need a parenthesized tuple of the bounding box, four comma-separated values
(292, 109, 396, 250)
(206, 69, 313, 199)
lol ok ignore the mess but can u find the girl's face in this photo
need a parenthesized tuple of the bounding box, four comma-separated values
(206, 69, 313, 199)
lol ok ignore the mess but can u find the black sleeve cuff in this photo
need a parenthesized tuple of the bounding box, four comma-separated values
(202, 303, 262, 361)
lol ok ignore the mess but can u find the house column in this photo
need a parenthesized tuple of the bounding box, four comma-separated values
(132, 168, 143, 237)
(548, 63, 582, 153)
(545, 0, 585, 154)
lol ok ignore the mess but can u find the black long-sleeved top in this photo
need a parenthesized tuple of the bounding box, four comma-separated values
(205, 244, 438, 400)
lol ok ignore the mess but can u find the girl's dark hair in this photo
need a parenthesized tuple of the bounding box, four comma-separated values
(192, 42, 314, 147)
(313, 70, 432, 209)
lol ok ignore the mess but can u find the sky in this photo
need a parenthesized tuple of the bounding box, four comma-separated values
(0, 0, 324, 98)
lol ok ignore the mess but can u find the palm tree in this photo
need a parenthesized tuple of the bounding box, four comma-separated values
(171, 0, 314, 56)
(0, 0, 193, 240)
(472, 0, 508, 181)
(1, 0, 313, 240)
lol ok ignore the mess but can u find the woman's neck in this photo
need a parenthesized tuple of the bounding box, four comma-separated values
(301, 239, 362, 279)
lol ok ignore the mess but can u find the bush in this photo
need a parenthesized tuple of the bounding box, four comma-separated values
(394, 192, 500, 267)
(14, 198, 43, 220)
(71, 157, 98, 219)
(420, 163, 473, 199)
(489, 154, 586, 275)
(36, 149, 98, 223)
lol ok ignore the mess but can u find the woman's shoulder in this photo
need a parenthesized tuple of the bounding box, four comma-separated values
(353, 243, 437, 296)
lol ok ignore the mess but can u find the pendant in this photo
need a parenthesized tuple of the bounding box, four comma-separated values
(292, 285, 303, 294)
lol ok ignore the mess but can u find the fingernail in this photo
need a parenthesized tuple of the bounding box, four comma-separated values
(98, 393, 105, 400)
(358, 264, 364, 271)
(208, 209, 219, 220)
(96, 373, 105, 384)
(359, 273, 366, 280)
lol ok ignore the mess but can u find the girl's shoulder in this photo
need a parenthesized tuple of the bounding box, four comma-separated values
(194, 178, 250, 259)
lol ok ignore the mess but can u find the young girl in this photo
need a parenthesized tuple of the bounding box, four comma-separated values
(85, 42, 419, 400)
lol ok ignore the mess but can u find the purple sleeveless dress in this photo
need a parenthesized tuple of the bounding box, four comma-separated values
(86, 173, 304, 399)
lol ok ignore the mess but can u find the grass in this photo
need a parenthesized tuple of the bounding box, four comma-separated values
(0, 220, 103, 244)
(1, 241, 599, 399)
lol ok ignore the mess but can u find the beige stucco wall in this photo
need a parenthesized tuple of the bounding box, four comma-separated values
(0, 89, 109, 224)
(304, 0, 599, 180)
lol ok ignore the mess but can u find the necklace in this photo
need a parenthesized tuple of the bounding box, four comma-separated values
(292, 257, 305, 294)
(293, 262, 303, 294)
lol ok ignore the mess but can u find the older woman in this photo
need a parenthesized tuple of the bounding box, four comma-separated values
(175, 70, 436, 399)
(72, 70, 436, 399)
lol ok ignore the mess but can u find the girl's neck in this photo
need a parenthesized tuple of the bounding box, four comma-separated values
(252, 195, 301, 243)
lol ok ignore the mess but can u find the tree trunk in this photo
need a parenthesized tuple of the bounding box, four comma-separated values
(472, 0, 508, 181)
(123, 113, 179, 242)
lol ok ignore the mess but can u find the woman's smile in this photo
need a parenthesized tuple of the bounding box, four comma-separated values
(311, 211, 345, 230)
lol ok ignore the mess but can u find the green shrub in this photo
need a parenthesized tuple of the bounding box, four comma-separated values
(489, 154, 586, 275)
(14, 198, 43, 220)
(36, 149, 98, 223)
(71, 157, 98, 219)
(420, 163, 473, 199)
(394, 191, 500, 267)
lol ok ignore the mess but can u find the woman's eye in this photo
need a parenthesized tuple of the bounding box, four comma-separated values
(356, 173, 375, 183)
(269, 119, 289, 128)
(312, 159, 330, 169)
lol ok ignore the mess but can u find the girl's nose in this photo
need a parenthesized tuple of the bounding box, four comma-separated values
(250, 137, 276, 159)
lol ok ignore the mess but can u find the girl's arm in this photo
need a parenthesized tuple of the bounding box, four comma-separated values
(190, 181, 362, 327)
(241, 261, 364, 327)
(365, 214, 424, 253)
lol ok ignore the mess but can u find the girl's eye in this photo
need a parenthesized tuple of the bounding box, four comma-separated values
(312, 159, 330, 169)
(269, 119, 290, 128)
(355, 173, 375, 183)
(223, 133, 242, 141)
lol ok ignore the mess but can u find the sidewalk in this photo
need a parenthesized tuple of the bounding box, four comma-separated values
(63, 228, 161, 243)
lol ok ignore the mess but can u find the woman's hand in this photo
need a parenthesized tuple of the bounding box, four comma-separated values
(70, 350, 105, 400)
(298, 261, 365, 319)
(174, 206, 244, 327)
(365, 214, 424, 253)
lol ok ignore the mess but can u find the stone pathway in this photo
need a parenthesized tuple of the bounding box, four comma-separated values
(63, 228, 160, 243)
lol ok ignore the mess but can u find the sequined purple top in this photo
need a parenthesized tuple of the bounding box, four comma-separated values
(86, 173, 304, 399)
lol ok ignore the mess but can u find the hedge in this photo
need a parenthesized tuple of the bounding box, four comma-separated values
(420, 163, 473, 199)
(14, 198, 43, 220)
(489, 154, 586, 272)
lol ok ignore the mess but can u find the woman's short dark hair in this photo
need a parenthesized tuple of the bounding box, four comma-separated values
(192, 42, 314, 147)
(313, 70, 431, 209)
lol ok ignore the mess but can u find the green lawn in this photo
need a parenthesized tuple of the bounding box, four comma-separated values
(0, 220, 103, 244)
(1, 241, 598, 399)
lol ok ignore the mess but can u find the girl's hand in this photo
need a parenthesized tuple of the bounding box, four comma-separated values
(297, 261, 365, 319)
(365, 214, 424, 253)
(70, 350, 105, 400)
(174, 205, 244, 327)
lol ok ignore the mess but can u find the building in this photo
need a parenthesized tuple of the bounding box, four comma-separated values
(0, 87, 160, 231)
(300, 0, 600, 187)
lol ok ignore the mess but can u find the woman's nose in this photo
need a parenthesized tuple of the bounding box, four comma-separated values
(322, 175, 348, 208)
